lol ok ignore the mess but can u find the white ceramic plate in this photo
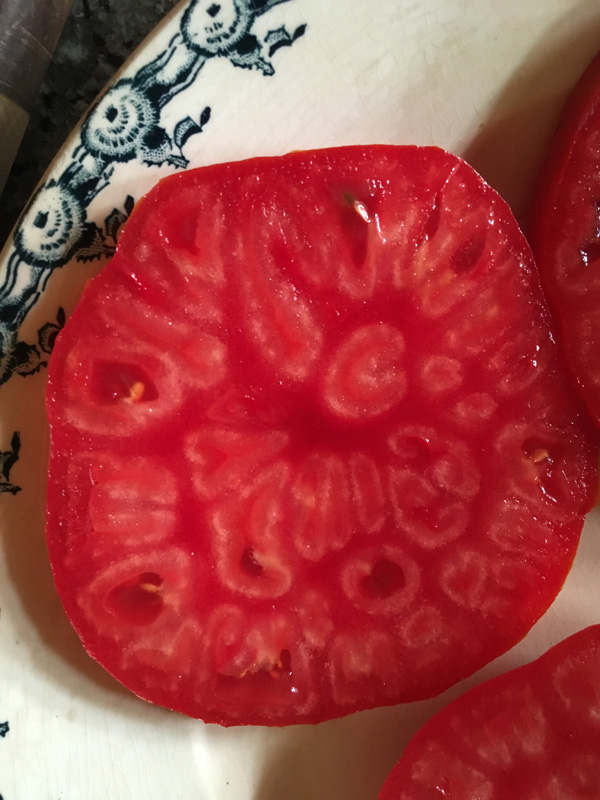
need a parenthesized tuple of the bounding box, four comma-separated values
(2, 1, 600, 797)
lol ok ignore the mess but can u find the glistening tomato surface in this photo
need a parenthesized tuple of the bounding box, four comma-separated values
(530, 49, 600, 426)
(378, 624, 600, 799)
(46, 145, 597, 726)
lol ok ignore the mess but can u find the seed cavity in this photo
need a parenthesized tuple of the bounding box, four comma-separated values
(231, 648, 292, 681)
(360, 558, 405, 599)
(106, 571, 164, 625)
(279, 648, 292, 674)
(420, 192, 442, 242)
(240, 547, 264, 577)
(339, 191, 371, 270)
(92, 360, 158, 403)
(452, 235, 485, 274)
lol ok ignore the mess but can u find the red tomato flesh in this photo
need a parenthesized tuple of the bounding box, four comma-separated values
(379, 624, 600, 799)
(45, 145, 597, 726)
(530, 49, 600, 426)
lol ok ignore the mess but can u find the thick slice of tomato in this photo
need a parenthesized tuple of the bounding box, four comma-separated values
(378, 624, 600, 799)
(45, 145, 597, 726)
(530, 49, 600, 426)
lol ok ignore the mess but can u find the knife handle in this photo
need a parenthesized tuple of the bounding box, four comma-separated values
(0, 0, 73, 194)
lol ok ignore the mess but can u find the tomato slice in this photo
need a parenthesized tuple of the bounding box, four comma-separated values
(45, 145, 597, 726)
(530, 49, 600, 426)
(378, 624, 600, 799)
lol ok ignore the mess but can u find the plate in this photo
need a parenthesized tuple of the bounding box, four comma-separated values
(1, 0, 600, 797)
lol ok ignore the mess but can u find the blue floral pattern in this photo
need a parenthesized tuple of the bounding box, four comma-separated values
(0, 0, 304, 780)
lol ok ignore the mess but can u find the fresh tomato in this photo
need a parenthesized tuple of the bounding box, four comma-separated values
(45, 145, 597, 726)
(530, 49, 600, 426)
(378, 624, 600, 799)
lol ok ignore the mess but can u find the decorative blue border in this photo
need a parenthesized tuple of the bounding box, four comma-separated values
(0, 0, 305, 785)
(0, 0, 306, 387)
(0, 433, 20, 495)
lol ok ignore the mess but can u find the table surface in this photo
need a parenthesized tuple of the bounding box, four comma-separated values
(0, 0, 180, 249)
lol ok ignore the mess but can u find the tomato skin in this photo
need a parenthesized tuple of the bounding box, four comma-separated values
(530, 49, 600, 426)
(378, 625, 600, 800)
(46, 145, 598, 726)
